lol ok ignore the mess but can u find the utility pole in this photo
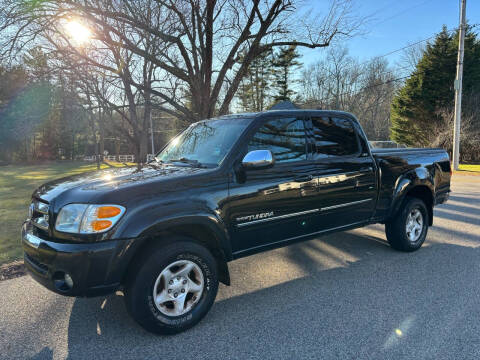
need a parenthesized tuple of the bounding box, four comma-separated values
(452, 0, 466, 170)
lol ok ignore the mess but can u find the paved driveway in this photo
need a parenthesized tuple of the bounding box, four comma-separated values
(1, 175, 479, 360)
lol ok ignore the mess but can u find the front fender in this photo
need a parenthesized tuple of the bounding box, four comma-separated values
(112, 203, 231, 259)
(104, 209, 232, 286)
(140, 214, 231, 257)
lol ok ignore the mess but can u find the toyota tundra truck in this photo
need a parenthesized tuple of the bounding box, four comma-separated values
(22, 110, 451, 334)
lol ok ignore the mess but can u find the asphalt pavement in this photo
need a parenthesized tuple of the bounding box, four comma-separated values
(1, 175, 479, 360)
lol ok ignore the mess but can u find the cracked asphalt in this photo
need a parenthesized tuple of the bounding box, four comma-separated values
(0, 175, 479, 360)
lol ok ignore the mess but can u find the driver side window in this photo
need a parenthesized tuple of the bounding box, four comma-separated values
(248, 117, 306, 163)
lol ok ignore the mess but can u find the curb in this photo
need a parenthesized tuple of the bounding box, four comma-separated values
(453, 171, 480, 177)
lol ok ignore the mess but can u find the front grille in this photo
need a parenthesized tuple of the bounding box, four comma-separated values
(24, 253, 49, 275)
(33, 226, 51, 241)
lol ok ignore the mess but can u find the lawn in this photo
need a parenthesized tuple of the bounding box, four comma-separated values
(458, 164, 480, 172)
(0, 161, 131, 265)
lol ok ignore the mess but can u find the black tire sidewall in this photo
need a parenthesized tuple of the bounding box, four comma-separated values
(126, 240, 218, 334)
(399, 198, 429, 250)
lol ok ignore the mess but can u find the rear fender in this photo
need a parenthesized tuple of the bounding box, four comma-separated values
(389, 167, 435, 225)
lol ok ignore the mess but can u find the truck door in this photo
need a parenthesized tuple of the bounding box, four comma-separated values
(227, 115, 319, 256)
(306, 115, 377, 231)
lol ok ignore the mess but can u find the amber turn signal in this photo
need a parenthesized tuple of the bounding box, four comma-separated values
(97, 206, 122, 218)
(92, 220, 113, 231)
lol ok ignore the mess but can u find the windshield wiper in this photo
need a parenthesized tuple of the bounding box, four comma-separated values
(168, 157, 206, 168)
(147, 158, 164, 167)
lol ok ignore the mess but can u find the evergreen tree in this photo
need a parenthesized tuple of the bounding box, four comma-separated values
(236, 50, 273, 112)
(272, 45, 302, 102)
(390, 25, 480, 146)
(250, 50, 274, 111)
(237, 78, 254, 112)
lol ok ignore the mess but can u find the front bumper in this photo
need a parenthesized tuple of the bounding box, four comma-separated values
(22, 222, 128, 297)
(435, 190, 450, 205)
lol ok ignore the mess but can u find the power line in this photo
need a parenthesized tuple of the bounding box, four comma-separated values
(321, 25, 473, 79)
(311, 23, 479, 105)
(361, 23, 476, 69)
(368, 0, 436, 29)
(354, 28, 456, 69)
(314, 69, 440, 105)
(314, 76, 407, 105)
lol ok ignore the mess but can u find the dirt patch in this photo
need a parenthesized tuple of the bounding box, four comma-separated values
(0, 260, 26, 281)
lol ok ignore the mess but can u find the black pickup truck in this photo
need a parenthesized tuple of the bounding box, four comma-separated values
(22, 110, 451, 334)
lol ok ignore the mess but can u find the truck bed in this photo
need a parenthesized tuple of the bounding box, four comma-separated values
(371, 148, 447, 155)
(370, 147, 451, 221)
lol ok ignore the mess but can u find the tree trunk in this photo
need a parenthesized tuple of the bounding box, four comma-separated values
(95, 141, 100, 170)
(136, 131, 148, 169)
(71, 132, 75, 160)
(99, 109, 105, 160)
(115, 138, 120, 161)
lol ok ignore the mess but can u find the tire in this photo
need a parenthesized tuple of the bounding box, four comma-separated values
(385, 196, 429, 252)
(124, 238, 219, 334)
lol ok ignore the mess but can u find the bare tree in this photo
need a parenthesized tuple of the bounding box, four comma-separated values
(398, 40, 426, 74)
(301, 47, 362, 110)
(299, 48, 397, 140)
(354, 58, 396, 139)
(1, 0, 365, 122)
(0, 0, 171, 163)
(431, 92, 480, 162)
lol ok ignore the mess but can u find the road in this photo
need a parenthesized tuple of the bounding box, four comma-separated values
(1, 175, 479, 360)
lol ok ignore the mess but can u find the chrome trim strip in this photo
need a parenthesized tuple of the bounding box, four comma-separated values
(32, 218, 49, 231)
(236, 208, 319, 228)
(233, 221, 366, 255)
(320, 198, 372, 212)
(35, 201, 49, 215)
(236, 198, 373, 228)
(317, 170, 360, 179)
(24, 232, 41, 248)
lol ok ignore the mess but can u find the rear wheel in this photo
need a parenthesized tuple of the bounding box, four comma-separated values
(385, 197, 429, 252)
(125, 239, 219, 334)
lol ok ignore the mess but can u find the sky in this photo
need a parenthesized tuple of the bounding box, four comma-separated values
(300, 0, 480, 68)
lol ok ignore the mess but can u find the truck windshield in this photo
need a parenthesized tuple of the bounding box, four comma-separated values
(155, 117, 252, 167)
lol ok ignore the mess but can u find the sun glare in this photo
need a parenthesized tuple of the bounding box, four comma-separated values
(171, 137, 180, 146)
(65, 20, 91, 44)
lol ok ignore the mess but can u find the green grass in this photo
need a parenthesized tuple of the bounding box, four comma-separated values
(458, 164, 480, 172)
(0, 161, 131, 265)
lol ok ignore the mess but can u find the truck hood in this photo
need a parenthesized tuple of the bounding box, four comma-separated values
(33, 164, 209, 204)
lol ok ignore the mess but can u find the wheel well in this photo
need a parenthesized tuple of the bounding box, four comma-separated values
(405, 186, 434, 226)
(125, 224, 231, 286)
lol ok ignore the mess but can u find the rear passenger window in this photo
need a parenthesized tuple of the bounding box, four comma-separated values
(248, 117, 306, 163)
(311, 117, 359, 158)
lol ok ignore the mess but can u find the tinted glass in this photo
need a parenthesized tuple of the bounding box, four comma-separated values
(156, 118, 251, 166)
(311, 116, 359, 158)
(248, 117, 306, 163)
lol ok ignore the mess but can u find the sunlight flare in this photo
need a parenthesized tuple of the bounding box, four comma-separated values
(65, 20, 91, 44)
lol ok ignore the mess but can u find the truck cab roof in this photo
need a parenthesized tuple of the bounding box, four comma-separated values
(215, 109, 360, 124)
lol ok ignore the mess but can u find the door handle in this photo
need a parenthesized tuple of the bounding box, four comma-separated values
(293, 174, 313, 182)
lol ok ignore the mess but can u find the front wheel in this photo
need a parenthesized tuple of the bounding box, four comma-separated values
(124, 239, 219, 334)
(385, 197, 429, 252)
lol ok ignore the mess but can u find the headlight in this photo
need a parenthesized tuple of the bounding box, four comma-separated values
(55, 204, 126, 234)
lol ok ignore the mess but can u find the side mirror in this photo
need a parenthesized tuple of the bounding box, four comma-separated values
(241, 150, 274, 170)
